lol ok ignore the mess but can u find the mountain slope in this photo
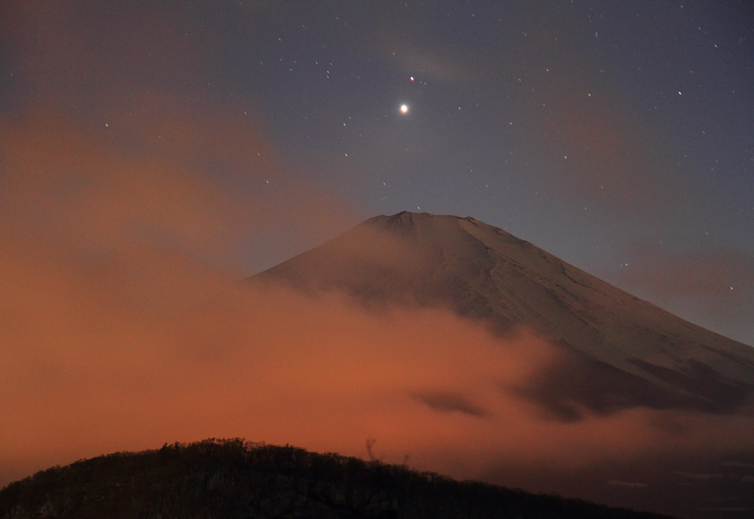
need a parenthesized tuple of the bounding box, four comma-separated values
(251, 211, 754, 418)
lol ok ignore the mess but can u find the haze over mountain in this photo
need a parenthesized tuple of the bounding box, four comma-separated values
(252, 211, 754, 420)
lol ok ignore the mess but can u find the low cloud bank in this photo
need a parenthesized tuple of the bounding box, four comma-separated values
(2, 264, 754, 492)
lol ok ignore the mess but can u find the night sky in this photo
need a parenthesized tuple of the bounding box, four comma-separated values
(2, 1, 753, 343)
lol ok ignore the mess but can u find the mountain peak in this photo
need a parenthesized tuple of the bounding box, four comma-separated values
(365, 211, 504, 235)
(361, 212, 526, 253)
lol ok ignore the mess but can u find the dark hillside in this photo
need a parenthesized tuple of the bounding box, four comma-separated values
(0, 439, 673, 519)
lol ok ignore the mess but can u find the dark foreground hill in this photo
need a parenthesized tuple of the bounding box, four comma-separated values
(0, 439, 673, 519)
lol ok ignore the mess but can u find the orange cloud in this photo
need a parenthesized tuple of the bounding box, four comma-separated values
(2, 265, 753, 487)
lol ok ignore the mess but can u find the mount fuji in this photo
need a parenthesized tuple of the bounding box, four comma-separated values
(250, 211, 754, 420)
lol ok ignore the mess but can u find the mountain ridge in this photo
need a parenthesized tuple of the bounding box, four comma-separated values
(0, 439, 675, 519)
